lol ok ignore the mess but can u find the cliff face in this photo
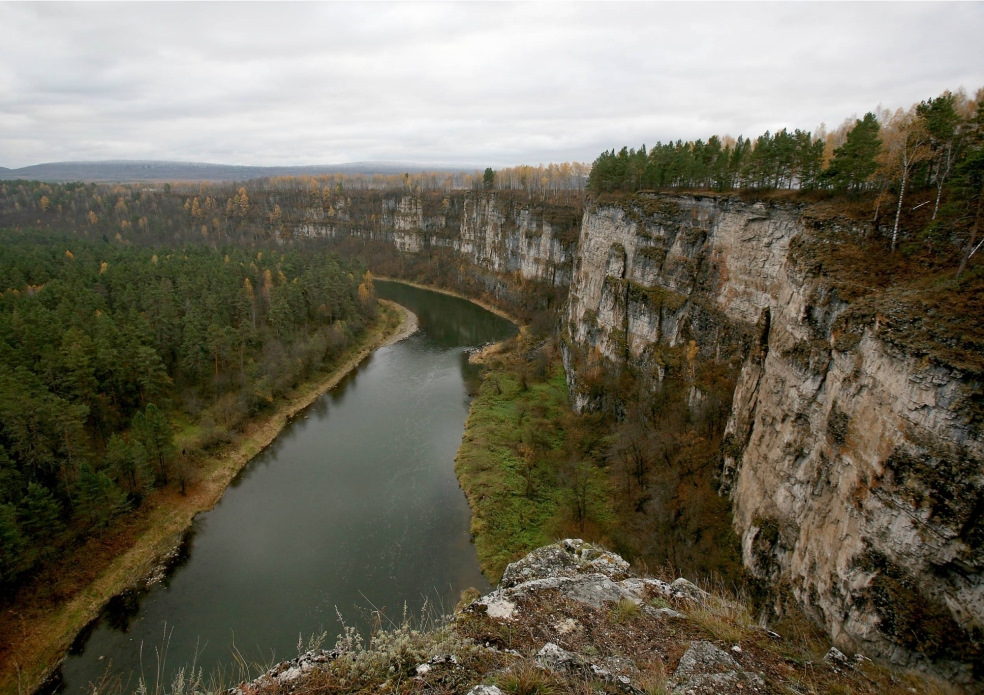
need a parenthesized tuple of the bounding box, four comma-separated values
(292, 191, 578, 289)
(561, 194, 983, 680)
(722, 230, 983, 678)
(299, 188, 982, 678)
(561, 197, 798, 409)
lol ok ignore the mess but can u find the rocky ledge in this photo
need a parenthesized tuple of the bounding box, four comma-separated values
(232, 540, 965, 695)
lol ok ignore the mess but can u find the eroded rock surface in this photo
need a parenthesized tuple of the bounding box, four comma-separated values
(560, 194, 983, 679)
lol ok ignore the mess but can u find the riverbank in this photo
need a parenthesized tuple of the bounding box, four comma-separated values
(375, 279, 599, 584)
(374, 276, 519, 324)
(454, 338, 615, 584)
(0, 301, 417, 695)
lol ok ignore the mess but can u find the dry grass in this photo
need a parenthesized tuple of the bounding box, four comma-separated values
(89, 559, 972, 695)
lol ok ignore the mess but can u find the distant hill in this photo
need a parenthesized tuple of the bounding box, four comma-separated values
(0, 160, 474, 183)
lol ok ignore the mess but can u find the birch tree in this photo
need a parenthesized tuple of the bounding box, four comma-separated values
(878, 108, 933, 251)
(918, 92, 964, 220)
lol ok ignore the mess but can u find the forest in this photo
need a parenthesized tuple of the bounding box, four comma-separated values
(0, 232, 375, 594)
(589, 89, 984, 267)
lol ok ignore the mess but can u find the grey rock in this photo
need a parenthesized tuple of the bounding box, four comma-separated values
(415, 653, 459, 677)
(669, 641, 766, 695)
(675, 640, 741, 674)
(619, 577, 674, 599)
(534, 642, 583, 673)
(484, 547, 698, 618)
(500, 539, 630, 588)
(824, 647, 850, 667)
(643, 605, 686, 620)
(534, 643, 642, 694)
(228, 649, 337, 694)
(466, 686, 505, 695)
(562, 574, 636, 608)
(670, 578, 708, 601)
(491, 573, 642, 611)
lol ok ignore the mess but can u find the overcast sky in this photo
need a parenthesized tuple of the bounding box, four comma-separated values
(1, 2, 982, 170)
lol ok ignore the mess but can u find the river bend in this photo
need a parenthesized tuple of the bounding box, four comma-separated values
(57, 281, 516, 693)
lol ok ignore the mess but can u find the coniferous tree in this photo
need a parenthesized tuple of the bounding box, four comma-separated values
(0, 503, 28, 583)
(954, 100, 984, 277)
(131, 405, 175, 486)
(20, 483, 64, 540)
(825, 113, 882, 192)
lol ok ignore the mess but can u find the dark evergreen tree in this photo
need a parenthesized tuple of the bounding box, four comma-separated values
(825, 113, 882, 192)
(20, 482, 64, 539)
(954, 101, 984, 276)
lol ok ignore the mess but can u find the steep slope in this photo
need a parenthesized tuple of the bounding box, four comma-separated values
(561, 193, 983, 681)
(296, 191, 579, 289)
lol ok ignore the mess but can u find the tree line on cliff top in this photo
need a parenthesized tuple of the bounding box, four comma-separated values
(0, 233, 376, 594)
(589, 87, 984, 265)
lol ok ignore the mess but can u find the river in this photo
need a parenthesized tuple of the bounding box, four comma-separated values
(54, 281, 516, 694)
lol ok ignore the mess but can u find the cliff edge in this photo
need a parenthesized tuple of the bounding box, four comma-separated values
(233, 540, 959, 695)
(560, 193, 983, 681)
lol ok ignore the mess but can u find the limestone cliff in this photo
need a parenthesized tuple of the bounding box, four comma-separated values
(561, 193, 983, 681)
(295, 187, 982, 679)
(291, 191, 579, 291)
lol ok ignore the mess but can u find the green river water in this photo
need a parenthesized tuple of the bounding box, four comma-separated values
(55, 281, 516, 693)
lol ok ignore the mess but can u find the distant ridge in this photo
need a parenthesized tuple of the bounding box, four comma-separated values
(0, 160, 474, 183)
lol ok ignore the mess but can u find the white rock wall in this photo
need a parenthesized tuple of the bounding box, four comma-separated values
(563, 194, 983, 679)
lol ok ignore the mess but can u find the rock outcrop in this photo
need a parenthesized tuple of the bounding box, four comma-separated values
(235, 541, 908, 695)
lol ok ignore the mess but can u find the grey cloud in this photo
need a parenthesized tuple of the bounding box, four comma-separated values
(1, 2, 982, 169)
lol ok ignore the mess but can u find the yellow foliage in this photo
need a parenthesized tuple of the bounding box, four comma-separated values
(64, 250, 74, 260)
(99, 262, 108, 274)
